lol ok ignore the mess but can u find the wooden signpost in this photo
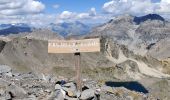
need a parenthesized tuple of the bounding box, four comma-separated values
(48, 38, 100, 91)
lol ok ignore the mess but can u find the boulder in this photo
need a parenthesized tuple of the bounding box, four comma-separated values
(55, 84, 62, 90)
(80, 89, 95, 100)
(51, 89, 65, 100)
(26, 94, 36, 100)
(5, 91, 12, 100)
(65, 95, 78, 100)
(12, 72, 21, 77)
(62, 82, 77, 97)
(4, 72, 12, 77)
(44, 89, 51, 93)
(0, 79, 26, 99)
(7, 84, 27, 98)
(84, 80, 99, 89)
(62, 87, 77, 97)
(76, 91, 81, 98)
(100, 85, 114, 94)
(0, 65, 11, 74)
(100, 92, 117, 100)
(63, 82, 76, 87)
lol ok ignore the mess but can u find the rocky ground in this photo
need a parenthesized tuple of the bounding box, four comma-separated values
(0, 65, 158, 100)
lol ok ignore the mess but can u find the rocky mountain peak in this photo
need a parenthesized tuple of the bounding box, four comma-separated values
(134, 14, 165, 24)
(111, 14, 134, 24)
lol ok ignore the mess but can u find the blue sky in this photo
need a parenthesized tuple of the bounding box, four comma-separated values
(40, 0, 108, 14)
(0, 0, 169, 26)
(152, 0, 161, 3)
(40, 0, 161, 14)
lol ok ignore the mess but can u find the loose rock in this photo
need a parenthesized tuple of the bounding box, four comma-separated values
(80, 89, 95, 100)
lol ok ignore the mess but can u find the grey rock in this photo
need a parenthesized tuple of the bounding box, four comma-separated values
(12, 72, 21, 76)
(0, 97, 6, 100)
(63, 82, 76, 87)
(0, 65, 11, 74)
(62, 82, 77, 97)
(44, 89, 51, 93)
(62, 87, 76, 97)
(76, 91, 81, 98)
(100, 85, 114, 93)
(51, 90, 65, 100)
(3, 91, 12, 100)
(84, 80, 98, 90)
(4, 72, 12, 77)
(0, 89, 5, 95)
(65, 95, 78, 100)
(100, 93, 118, 100)
(7, 84, 27, 98)
(24, 94, 36, 100)
(55, 84, 62, 90)
(80, 89, 95, 100)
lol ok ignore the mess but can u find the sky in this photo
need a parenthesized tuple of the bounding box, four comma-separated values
(0, 0, 169, 27)
(39, 0, 107, 13)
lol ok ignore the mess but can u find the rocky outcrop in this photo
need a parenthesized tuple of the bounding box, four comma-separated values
(0, 40, 6, 52)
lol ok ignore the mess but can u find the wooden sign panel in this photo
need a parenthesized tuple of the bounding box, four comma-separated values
(48, 38, 100, 53)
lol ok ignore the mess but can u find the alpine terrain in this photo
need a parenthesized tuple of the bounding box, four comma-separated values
(0, 14, 170, 100)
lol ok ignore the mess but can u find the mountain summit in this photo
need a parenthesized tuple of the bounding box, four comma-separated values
(134, 14, 165, 24)
(88, 14, 170, 59)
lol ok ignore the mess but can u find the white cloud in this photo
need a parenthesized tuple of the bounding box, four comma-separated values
(103, 0, 170, 15)
(58, 7, 99, 22)
(53, 4, 60, 9)
(0, 14, 57, 27)
(0, 0, 48, 27)
(89, 7, 97, 16)
(0, 0, 45, 15)
(59, 11, 76, 19)
(0, 7, 102, 27)
(162, 0, 170, 3)
(77, 13, 90, 19)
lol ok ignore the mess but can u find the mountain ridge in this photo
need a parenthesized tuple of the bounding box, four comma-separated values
(87, 14, 170, 59)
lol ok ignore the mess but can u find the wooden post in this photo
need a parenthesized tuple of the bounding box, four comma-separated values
(74, 52, 81, 92)
(48, 38, 100, 92)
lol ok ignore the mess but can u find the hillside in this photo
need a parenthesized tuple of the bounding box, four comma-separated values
(0, 37, 169, 80)
(88, 14, 170, 59)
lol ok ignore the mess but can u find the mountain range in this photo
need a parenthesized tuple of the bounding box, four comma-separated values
(88, 14, 170, 59)
(0, 14, 170, 99)
(49, 21, 93, 37)
(0, 21, 98, 37)
(0, 23, 32, 36)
